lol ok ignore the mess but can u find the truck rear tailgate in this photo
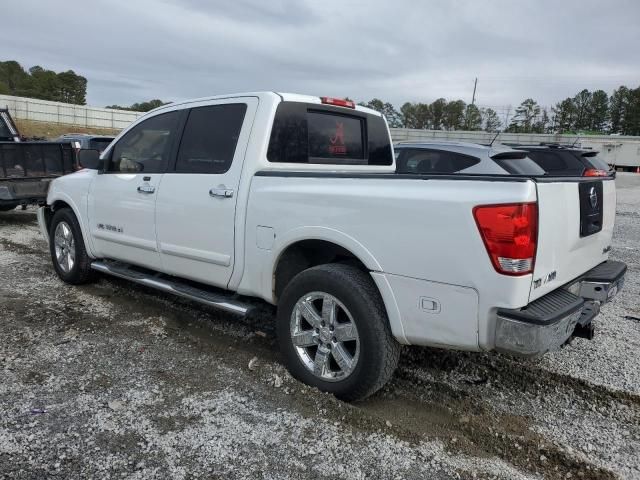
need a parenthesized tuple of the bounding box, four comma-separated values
(530, 178, 616, 301)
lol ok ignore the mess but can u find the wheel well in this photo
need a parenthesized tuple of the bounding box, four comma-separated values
(45, 200, 72, 231)
(274, 240, 369, 301)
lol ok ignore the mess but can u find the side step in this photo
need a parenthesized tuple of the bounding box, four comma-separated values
(91, 260, 252, 316)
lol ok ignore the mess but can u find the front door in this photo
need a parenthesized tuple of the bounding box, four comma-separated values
(155, 97, 258, 288)
(88, 110, 182, 270)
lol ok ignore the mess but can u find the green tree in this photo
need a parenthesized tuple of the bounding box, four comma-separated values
(589, 90, 609, 132)
(0, 61, 30, 95)
(463, 104, 482, 130)
(400, 102, 416, 128)
(572, 89, 593, 131)
(443, 100, 466, 130)
(481, 108, 501, 132)
(106, 99, 169, 112)
(507, 98, 541, 133)
(430, 98, 447, 130)
(359, 98, 403, 128)
(609, 86, 630, 134)
(551, 98, 576, 133)
(57, 70, 87, 104)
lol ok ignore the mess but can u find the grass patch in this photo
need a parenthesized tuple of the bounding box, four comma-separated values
(15, 119, 121, 140)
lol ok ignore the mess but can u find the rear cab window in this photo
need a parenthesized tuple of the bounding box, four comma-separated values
(267, 102, 393, 166)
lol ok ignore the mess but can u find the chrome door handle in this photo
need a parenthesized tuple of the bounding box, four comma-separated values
(209, 188, 234, 198)
(137, 185, 155, 194)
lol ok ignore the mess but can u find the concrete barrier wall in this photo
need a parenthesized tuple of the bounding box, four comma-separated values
(0, 94, 143, 130)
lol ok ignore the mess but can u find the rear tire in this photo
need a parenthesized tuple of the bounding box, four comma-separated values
(49, 208, 95, 284)
(277, 263, 400, 401)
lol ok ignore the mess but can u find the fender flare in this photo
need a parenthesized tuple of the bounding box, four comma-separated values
(48, 191, 96, 258)
(272, 226, 383, 274)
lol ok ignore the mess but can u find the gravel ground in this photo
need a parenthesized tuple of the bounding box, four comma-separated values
(1, 175, 639, 479)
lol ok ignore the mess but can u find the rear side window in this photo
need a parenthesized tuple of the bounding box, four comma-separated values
(108, 111, 181, 174)
(526, 151, 585, 176)
(581, 153, 611, 171)
(267, 102, 392, 166)
(176, 104, 247, 174)
(492, 154, 546, 175)
(396, 148, 480, 174)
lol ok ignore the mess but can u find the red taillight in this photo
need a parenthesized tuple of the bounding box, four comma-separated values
(320, 97, 355, 109)
(473, 203, 538, 276)
(583, 168, 609, 177)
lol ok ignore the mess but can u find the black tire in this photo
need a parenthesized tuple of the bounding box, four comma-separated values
(49, 208, 95, 284)
(277, 263, 400, 401)
(0, 205, 16, 211)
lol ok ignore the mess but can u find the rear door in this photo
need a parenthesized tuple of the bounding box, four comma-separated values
(155, 97, 257, 288)
(88, 110, 182, 270)
(529, 177, 616, 300)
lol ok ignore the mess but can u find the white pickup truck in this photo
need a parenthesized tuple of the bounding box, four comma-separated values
(38, 92, 626, 401)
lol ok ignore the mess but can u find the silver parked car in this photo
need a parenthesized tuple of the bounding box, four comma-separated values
(394, 141, 546, 176)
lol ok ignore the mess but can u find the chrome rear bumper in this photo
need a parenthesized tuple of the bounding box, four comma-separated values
(495, 260, 626, 357)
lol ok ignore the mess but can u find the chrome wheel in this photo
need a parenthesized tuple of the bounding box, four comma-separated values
(54, 221, 76, 273)
(290, 292, 360, 382)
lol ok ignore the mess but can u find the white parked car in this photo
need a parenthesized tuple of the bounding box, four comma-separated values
(38, 92, 626, 401)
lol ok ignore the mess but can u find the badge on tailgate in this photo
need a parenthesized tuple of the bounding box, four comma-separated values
(579, 181, 603, 237)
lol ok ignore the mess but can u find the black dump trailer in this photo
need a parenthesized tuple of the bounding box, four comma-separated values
(0, 108, 77, 211)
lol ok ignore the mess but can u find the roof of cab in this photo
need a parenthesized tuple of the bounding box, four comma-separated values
(146, 92, 382, 117)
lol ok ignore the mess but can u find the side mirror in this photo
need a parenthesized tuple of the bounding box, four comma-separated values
(77, 149, 102, 170)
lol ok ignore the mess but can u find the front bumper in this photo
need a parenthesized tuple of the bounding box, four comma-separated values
(495, 260, 626, 356)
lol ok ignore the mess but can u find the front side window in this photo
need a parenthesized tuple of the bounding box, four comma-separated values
(108, 111, 180, 173)
(175, 103, 247, 174)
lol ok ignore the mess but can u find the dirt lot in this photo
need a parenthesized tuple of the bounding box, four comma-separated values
(1, 176, 639, 480)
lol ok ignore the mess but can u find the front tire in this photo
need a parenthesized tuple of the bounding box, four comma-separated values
(277, 263, 400, 401)
(49, 208, 95, 284)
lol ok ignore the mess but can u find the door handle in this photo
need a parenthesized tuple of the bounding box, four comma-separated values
(209, 188, 234, 198)
(137, 185, 156, 194)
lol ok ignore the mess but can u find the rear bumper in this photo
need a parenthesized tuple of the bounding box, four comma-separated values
(495, 260, 626, 356)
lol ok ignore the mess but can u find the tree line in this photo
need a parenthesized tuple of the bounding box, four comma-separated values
(0, 60, 87, 105)
(0, 60, 167, 112)
(360, 85, 640, 136)
(2, 60, 639, 133)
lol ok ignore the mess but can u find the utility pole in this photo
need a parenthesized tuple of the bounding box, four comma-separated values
(471, 77, 478, 106)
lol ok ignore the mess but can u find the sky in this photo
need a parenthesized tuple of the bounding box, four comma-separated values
(2, 0, 639, 115)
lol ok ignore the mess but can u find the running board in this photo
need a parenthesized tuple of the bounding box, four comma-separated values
(91, 260, 251, 316)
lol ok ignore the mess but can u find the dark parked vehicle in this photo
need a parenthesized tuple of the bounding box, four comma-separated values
(508, 144, 614, 177)
(55, 134, 115, 154)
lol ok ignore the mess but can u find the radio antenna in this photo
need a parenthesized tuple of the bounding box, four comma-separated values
(488, 131, 500, 147)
